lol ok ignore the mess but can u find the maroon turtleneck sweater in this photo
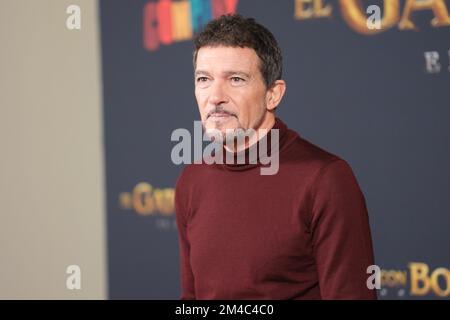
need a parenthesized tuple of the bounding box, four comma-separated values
(175, 118, 377, 300)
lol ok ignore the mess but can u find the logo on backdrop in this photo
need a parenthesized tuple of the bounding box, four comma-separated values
(143, 0, 450, 51)
(143, 0, 239, 51)
(380, 262, 450, 298)
(119, 182, 176, 230)
(295, 0, 450, 34)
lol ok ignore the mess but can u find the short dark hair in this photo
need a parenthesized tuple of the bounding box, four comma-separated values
(193, 14, 283, 88)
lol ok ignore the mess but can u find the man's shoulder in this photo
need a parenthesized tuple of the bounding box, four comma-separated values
(284, 131, 345, 172)
(178, 162, 210, 177)
(283, 133, 361, 195)
(175, 163, 209, 190)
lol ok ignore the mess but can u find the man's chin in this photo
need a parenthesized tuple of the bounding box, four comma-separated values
(204, 124, 240, 143)
(204, 127, 235, 138)
(204, 116, 238, 130)
(206, 114, 237, 125)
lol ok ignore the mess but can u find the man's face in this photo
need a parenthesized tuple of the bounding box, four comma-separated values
(194, 46, 269, 138)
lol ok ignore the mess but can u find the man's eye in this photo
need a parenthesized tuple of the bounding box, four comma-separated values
(231, 77, 244, 83)
(197, 77, 208, 82)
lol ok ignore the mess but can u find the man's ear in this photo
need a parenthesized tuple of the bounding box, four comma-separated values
(266, 80, 286, 111)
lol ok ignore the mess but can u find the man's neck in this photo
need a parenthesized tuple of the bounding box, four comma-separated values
(224, 114, 276, 153)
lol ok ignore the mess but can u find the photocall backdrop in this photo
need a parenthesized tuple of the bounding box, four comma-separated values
(99, 0, 450, 299)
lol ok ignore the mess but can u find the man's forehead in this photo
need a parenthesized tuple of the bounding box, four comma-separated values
(195, 46, 259, 71)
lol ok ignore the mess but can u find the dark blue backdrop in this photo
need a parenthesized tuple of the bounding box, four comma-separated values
(100, 0, 450, 299)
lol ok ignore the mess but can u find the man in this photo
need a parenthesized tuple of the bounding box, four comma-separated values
(175, 14, 377, 300)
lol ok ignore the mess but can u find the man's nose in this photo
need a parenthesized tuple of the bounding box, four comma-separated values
(208, 80, 229, 106)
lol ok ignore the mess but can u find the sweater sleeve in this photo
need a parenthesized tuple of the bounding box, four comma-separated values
(175, 168, 196, 300)
(310, 159, 377, 299)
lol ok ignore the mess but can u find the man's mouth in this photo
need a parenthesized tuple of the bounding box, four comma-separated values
(208, 112, 236, 119)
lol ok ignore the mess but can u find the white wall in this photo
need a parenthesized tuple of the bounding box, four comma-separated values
(0, 0, 107, 299)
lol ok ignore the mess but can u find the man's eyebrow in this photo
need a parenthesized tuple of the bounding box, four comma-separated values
(194, 70, 252, 78)
(223, 71, 251, 78)
(194, 70, 210, 76)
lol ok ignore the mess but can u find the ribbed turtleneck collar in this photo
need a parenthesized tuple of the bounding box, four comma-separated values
(215, 117, 290, 172)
